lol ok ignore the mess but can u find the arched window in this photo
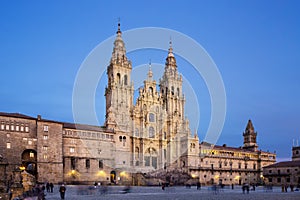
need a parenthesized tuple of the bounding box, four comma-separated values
(122, 136, 126, 146)
(124, 75, 128, 85)
(135, 147, 139, 163)
(149, 113, 155, 122)
(119, 136, 122, 142)
(135, 147, 140, 165)
(135, 128, 139, 137)
(149, 127, 155, 138)
(117, 73, 121, 84)
(190, 143, 196, 151)
(149, 87, 153, 95)
(99, 160, 103, 169)
(171, 86, 174, 95)
(177, 88, 180, 95)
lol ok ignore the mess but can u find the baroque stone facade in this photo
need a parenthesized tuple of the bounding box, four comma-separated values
(0, 24, 276, 186)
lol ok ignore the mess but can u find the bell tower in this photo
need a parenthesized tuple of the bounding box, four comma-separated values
(159, 41, 192, 168)
(243, 119, 258, 151)
(159, 41, 185, 118)
(105, 22, 134, 131)
(292, 145, 300, 161)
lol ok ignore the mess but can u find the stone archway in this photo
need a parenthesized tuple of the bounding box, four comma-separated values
(21, 149, 37, 176)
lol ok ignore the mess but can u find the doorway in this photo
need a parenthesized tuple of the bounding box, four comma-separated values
(110, 171, 116, 184)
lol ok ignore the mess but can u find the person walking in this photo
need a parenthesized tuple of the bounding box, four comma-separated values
(59, 184, 66, 199)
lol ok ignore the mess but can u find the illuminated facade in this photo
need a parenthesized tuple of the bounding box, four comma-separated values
(189, 120, 276, 185)
(0, 24, 276, 185)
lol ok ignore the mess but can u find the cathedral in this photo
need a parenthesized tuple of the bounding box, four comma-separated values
(0, 24, 276, 186)
(104, 23, 197, 173)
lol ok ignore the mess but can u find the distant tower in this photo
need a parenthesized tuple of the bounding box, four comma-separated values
(292, 144, 300, 161)
(243, 119, 258, 151)
(105, 22, 134, 131)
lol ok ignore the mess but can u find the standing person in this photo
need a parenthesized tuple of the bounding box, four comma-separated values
(285, 184, 288, 192)
(41, 184, 45, 192)
(196, 182, 201, 190)
(162, 183, 165, 190)
(242, 183, 245, 194)
(290, 184, 294, 192)
(46, 182, 50, 193)
(8, 188, 12, 200)
(49, 182, 54, 193)
(59, 184, 66, 200)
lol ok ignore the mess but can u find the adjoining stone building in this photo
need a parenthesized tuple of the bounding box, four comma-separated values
(189, 120, 276, 185)
(263, 146, 300, 186)
(0, 23, 276, 186)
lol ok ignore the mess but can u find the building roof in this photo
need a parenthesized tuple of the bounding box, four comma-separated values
(263, 160, 300, 168)
(63, 122, 112, 133)
(0, 112, 112, 133)
(0, 112, 36, 120)
(214, 145, 273, 154)
(200, 142, 275, 155)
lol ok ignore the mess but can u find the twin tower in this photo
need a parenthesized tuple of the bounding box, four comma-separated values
(104, 23, 198, 171)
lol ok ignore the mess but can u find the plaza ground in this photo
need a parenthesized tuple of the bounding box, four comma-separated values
(41, 185, 300, 200)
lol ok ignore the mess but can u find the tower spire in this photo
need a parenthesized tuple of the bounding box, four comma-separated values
(111, 19, 127, 63)
(117, 18, 121, 34)
(168, 38, 174, 57)
(165, 39, 177, 68)
(147, 59, 153, 80)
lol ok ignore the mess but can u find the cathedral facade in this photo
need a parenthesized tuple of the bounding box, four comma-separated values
(0, 24, 276, 186)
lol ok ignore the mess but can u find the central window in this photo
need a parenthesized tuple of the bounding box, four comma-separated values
(149, 113, 155, 122)
(149, 127, 155, 138)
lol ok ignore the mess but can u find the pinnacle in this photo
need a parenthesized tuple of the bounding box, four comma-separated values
(246, 119, 254, 131)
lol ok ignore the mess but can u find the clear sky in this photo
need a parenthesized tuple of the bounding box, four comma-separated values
(1, 0, 300, 161)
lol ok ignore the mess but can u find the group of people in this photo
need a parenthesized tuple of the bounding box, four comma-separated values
(40, 182, 66, 199)
(242, 183, 250, 194)
(34, 183, 66, 200)
(281, 184, 296, 192)
(45, 182, 54, 193)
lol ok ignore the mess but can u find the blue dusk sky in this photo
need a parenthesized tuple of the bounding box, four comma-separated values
(1, 1, 300, 161)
